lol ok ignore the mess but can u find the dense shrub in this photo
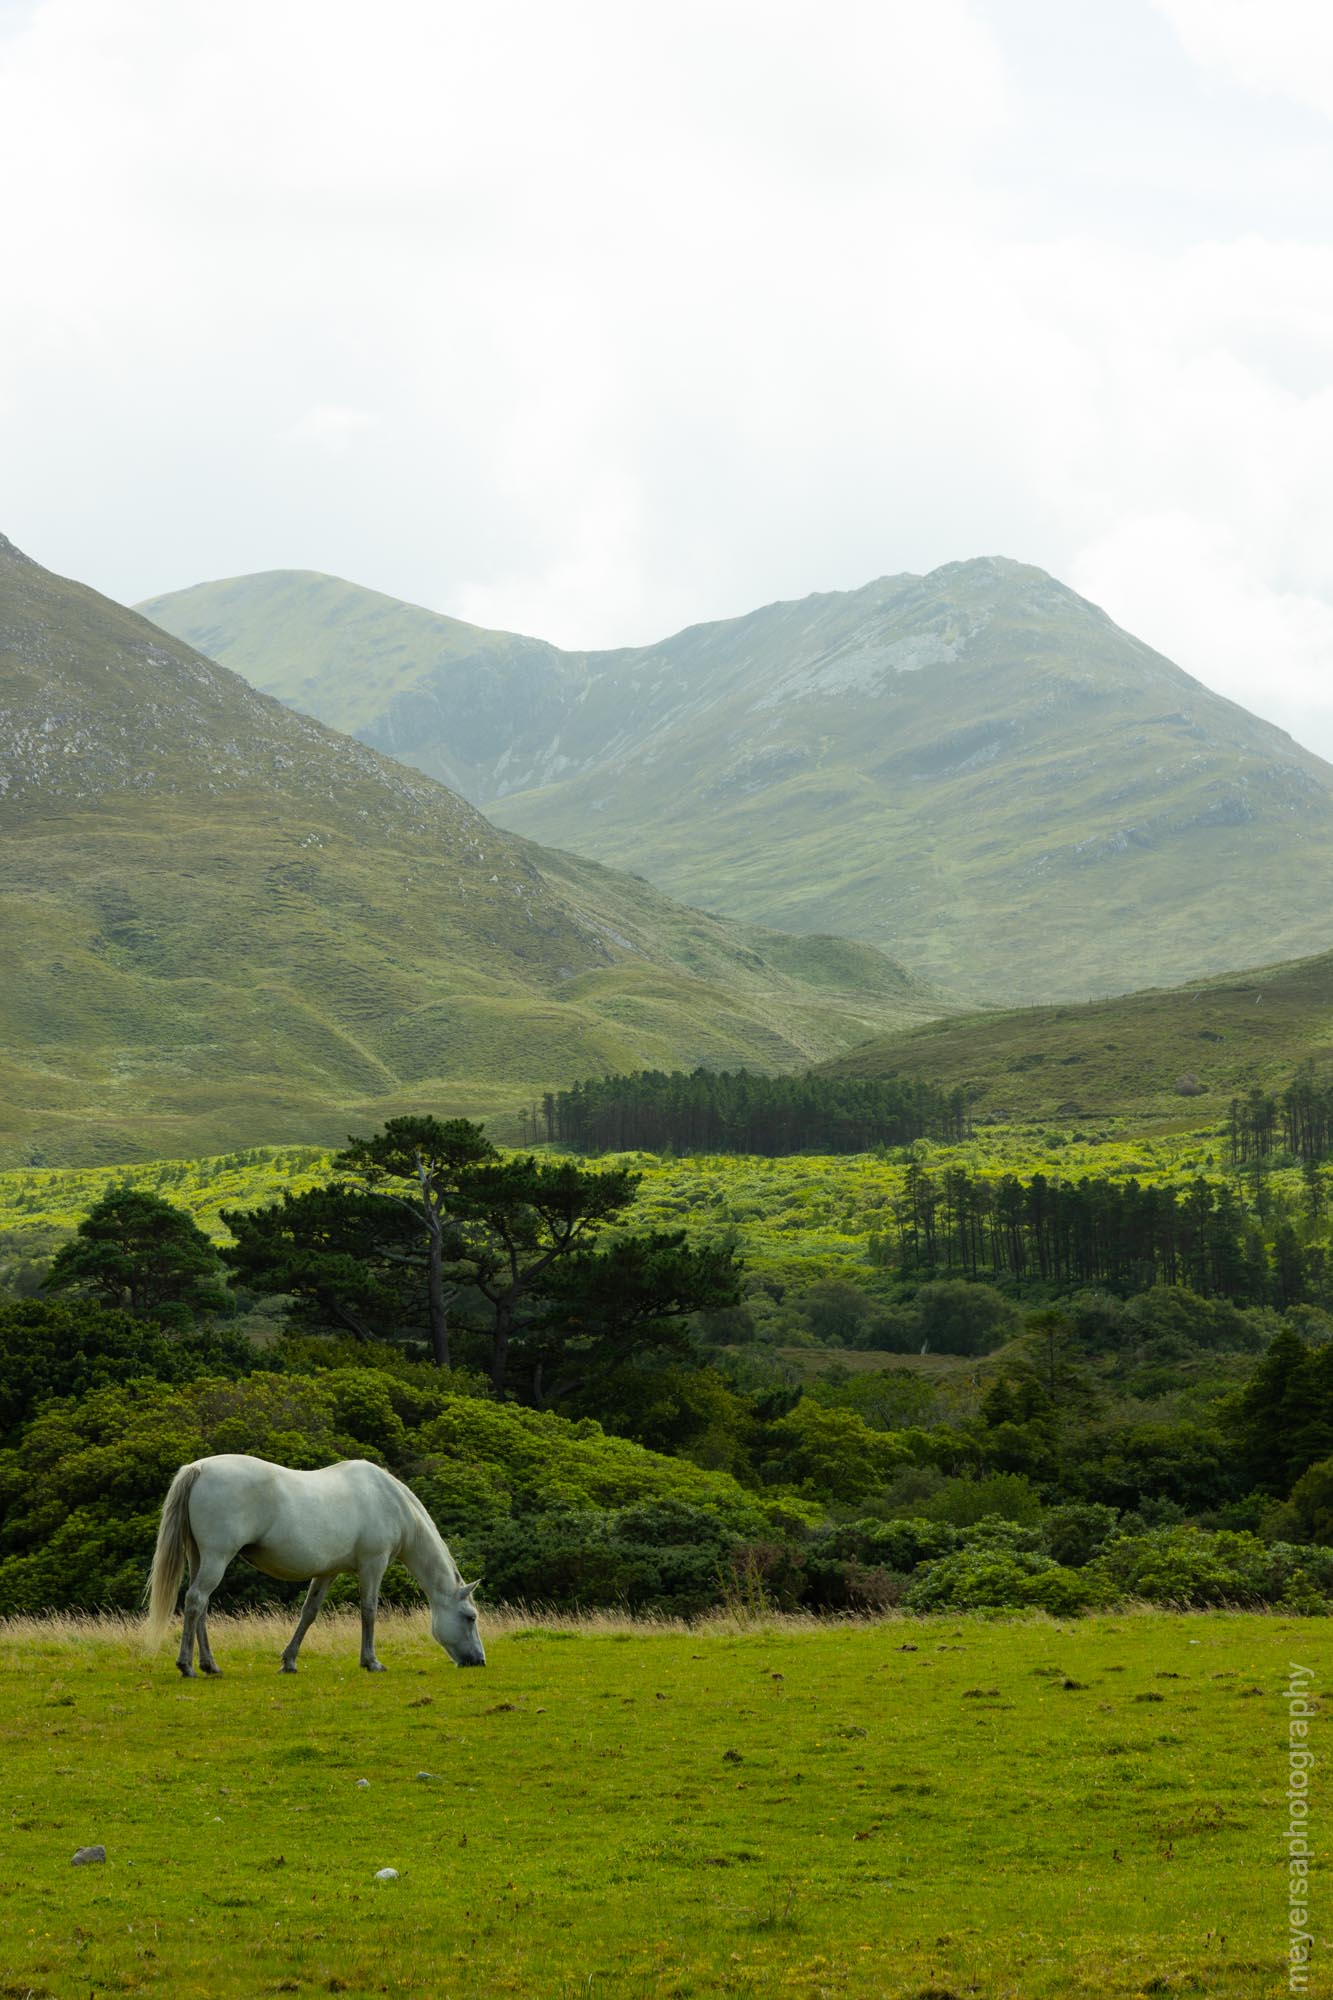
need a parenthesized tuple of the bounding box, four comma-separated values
(755, 1400, 910, 1503)
(1076, 1423, 1235, 1512)
(409, 1396, 777, 1534)
(0, 1298, 256, 1443)
(799, 1281, 878, 1345)
(802, 1368, 939, 1431)
(1122, 1287, 1266, 1356)
(921, 1472, 1044, 1528)
(1039, 1502, 1120, 1568)
(472, 1501, 742, 1616)
(1089, 1526, 1329, 1609)
(1286, 1457, 1333, 1545)
(825, 1517, 960, 1570)
(0, 1371, 778, 1615)
(904, 1546, 1107, 1615)
(913, 1281, 1019, 1357)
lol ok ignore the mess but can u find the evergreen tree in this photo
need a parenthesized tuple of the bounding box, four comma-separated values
(221, 1185, 425, 1344)
(524, 1230, 743, 1405)
(1227, 1326, 1310, 1491)
(333, 1117, 498, 1366)
(45, 1189, 227, 1324)
(453, 1156, 642, 1392)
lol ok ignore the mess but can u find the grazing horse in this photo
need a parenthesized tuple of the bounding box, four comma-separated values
(144, 1453, 486, 1677)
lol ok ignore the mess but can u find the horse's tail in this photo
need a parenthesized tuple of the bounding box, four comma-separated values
(143, 1461, 204, 1647)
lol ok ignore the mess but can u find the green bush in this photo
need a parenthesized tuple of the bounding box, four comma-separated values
(1286, 1457, 1333, 1545)
(471, 1501, 741, 1616)
(825, 1517, 959, 1571)
(914, 1282, 1018, 1357)
(1077, 1423, 1234, 1512)
(1040, 1502, 1120, 1568)
(0, 1298, 255, 1444)
(904, 1546, 1107, 1614)
(1091, 1526, 1277, 1608)
(756, 1399, 910, 1502)
(409, 1397, 772, 1532)
(922, 1473, 1044, 1528)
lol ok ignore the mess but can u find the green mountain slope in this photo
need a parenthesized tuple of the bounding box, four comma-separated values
(139, 559, 1333, 1004)
(818, 947, 1333, 1129)
(0, 535, 939, 1167)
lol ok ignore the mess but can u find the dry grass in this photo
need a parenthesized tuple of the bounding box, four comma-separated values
(0, 1601, 896, 1657)
(0, 1598, 1295, 1660)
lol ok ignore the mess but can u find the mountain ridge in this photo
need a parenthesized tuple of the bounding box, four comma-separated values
(139, 557, 1333, 1002)
(0, 537, 941, 1166)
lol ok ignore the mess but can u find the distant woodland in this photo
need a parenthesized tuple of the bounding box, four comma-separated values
(542, 1069, 971, 1156)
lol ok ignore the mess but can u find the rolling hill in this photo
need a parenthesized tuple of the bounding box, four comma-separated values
(140, 558, 1333, 1004)
(817, 946, 1333, 1130)
(0, 534, 940, 1167)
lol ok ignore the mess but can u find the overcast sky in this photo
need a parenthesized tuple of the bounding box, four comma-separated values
(3, 0, 1333, 752)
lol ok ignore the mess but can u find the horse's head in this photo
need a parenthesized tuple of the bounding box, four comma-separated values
(432, 1580, 486, 1666)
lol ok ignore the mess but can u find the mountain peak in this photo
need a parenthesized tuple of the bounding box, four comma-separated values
(138, 556, 1333, 1004)
(922, 553, 1039, 583)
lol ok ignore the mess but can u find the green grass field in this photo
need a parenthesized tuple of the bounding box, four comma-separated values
(0, 1609, 1320, 1998)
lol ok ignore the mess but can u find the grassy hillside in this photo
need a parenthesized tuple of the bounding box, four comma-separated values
(142, 556, 1333, 1002)
(821, 944, 1333, 1127)
(138, 566, 578, 798)
(0, 536, 939, 1167)
(0, 1611, 1302, 1999)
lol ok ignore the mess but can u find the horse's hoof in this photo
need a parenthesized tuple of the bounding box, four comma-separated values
(200, 1666, 223, 1677)
(177, 1665, 196, 1679)
(279, 1662, 297, 1674)
(362, 1661, 385, 1673)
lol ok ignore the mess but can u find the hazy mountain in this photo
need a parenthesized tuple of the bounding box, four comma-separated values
(820, 944, 1333, 1130)
(0, 535, 939, 1166)
(141, 558, 1333, 1003)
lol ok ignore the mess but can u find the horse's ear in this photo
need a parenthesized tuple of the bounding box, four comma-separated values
(463, 1577, 482, 1595)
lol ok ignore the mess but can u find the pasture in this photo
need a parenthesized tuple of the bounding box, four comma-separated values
(0, 1608, 1318, 1998)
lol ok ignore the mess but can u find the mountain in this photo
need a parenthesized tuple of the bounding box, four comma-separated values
(818, 945, 1333, 1130)
(140, 559, 1333, 1004)
(0, 535, 940, 1167)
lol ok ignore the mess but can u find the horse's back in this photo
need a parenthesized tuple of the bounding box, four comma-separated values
(187, 1454, 407, 1579)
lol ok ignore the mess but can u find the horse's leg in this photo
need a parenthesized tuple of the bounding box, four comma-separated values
(177, 1550, 230, 1679)
(196, 1610, 222, 1677)
(280, 1573, 336, 1673)
(358, 1556, 389, 1671)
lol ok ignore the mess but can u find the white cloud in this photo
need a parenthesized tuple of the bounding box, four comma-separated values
(1071, 513, 1333, 755)
(1153, 0, 1333, 120)
(283, 406, 376, 455)
(2, 0, 1333, 758)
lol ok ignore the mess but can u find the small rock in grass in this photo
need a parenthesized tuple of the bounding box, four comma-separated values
(415, 1771, 436, 1781)
(355, 1778, 370, 1788)
(374, 1867, 399, 1882)
(72, 1845, 106, 1865)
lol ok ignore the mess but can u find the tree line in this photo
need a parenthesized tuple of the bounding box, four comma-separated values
(875, 1162, 1317, 1304)
(541, 1068, 970, 1156)
(1228, 1074, 1333, 1167)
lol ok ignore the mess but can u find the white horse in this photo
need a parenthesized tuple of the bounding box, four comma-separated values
(145, 1454, 485, 1677)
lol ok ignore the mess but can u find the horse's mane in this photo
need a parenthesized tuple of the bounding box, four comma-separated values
(384, 1467, 461, 1586)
